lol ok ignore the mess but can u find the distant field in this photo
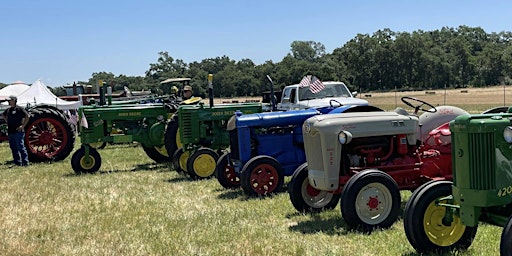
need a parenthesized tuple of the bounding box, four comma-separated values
(212, 85, 512, 113)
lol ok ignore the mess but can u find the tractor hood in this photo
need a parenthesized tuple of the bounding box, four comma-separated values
(299, 97, 368, 109)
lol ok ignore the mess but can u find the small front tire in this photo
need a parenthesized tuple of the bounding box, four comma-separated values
(71, 146, 101, 174)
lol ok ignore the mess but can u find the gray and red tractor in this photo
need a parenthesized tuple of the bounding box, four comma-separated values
(403, 109, 512, 255)
(287, 97, 468, 231)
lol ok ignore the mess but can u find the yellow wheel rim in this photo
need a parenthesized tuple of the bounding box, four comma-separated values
(155, 145, 168, 157)
(179, 150, 190, 171)
(176, 128, 182, 149)
(424, 199, 467, 246)
(192, 153, 216, 178)
(80, 155, 95, 170)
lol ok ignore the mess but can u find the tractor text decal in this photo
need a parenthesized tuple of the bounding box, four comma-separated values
(118, 112, 142, 117)
(327, 148, 335, 166)
(497, 185, 512, 197)
(212, 111, 237, 117)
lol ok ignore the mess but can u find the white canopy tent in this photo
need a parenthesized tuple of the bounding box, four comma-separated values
(14, 80, 82, 110)
(0, 81, 30, 100)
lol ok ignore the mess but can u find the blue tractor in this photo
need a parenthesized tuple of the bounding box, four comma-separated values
(215, 103, 383, 196)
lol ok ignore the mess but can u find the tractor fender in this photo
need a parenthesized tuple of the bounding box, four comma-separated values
(418, 106, 468, 143)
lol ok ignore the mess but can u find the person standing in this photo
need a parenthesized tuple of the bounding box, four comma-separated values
(2, 95, 30, 166)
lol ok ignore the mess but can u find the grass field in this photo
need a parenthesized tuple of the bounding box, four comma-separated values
(1, 87, 510, 255)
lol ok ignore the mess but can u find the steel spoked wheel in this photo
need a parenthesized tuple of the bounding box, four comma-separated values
(288, 163, 340, 212)
(172, 147, 189, 174)
(71, 146, 101, 174)
(404, 180, 477, 254)
(186, 148, 219, 179)
(340, 170, 401, 231)
(215, 152, 240, 189)
(501, 214, 512, 256)
(240, 156, 283, 196)
(26, 108, 75, 162)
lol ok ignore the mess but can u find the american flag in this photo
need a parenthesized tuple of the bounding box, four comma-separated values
(309, 76, 325, 94)
(299, 75, 311, 87)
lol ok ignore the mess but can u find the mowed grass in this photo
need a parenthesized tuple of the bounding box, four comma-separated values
(1, 88, 509, 256)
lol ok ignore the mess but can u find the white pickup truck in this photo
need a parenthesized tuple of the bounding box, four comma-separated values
(275, 81, 368, 111)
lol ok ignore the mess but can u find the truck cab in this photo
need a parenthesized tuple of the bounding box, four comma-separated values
(276, 81, 368, 111)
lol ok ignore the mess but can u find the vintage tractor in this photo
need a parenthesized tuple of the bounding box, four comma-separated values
(70, 79, 187, 174)
(403, 109, 512, 255)
(287, 97, 468, 231)
(169, 102, 263, 179)
(0, 103, 76, 163)
(216, 103, 383, 196)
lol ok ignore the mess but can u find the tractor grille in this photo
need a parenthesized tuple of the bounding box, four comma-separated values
(181, 111, 193, 140)
(229, 129, 240, 159)
(468, 132, 496, 190)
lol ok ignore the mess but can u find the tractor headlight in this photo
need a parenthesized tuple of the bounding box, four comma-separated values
(504, 126, 512, 143)
(303, 122, 311, 134)
(157, 115, 164, 121)
(338, 131, 352, 144)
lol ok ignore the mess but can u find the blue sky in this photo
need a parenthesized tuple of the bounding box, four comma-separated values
(1, 0, 511, 86)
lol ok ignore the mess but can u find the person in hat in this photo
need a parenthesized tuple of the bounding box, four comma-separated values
(2, 95, 30, 166)
(182, 85, 193, 100)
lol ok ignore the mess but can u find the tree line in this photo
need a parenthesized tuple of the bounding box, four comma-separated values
(50, 25, 512, 98)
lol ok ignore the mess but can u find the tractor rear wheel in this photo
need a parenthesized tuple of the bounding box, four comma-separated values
(71, 146, 101, 174)
(215, 152, 240, 189)
(164, 117, 181, 159)
(240, 156, 283, 196)
(403, 180, 477, 253)
(288, 163, 340, 212)
(340, 169, 401, 231)
(142, 144, 169, 163)
(25, 107, 75, 162)
(172, 147, 189, 174)
(501, 212, 512, 255)
(186, 147, 219, 179)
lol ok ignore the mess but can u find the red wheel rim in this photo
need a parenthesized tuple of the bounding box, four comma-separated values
(222, 164, 239, 185)
(26, 117, 69, 158)
(306, 183, 321, 197)
(249, 163, 279, 195)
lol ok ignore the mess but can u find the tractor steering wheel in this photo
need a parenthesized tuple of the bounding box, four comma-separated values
(329, 99, 342, 108)
(401, 96, 437, 115)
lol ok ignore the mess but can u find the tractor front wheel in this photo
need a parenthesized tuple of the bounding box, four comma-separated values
(240, 156, 283, 196)
(215, 152, 240, 189)
(172, 147, 189, 174)
(403, 180, 477, 254)
(71, 146, 101, 174)
(186, 147, 219, 179)
(501, 212, 512, 255)
(288, 163, 340, 212)
(340, 169, 401, 231)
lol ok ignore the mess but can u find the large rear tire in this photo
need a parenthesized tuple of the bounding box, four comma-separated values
(501, 214, 512, 256)
(403, 180, 477, 254)
(340, 170, 401, 231)
(25, 107, 75, 162)
(288, 163, 340, 212)
(141, 144, 169, 163)
(164, 116, 181, 160)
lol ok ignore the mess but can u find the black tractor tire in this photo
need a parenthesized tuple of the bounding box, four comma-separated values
(164, 117, 180, 160)
(25, 107, 76, 162)
(501, 214, 512, 256)
(240, 155, 284, 197)
(340, 169, 401, 231)
(186, 147, 219, 179)
(172, 147, 189, 174)
(403, 180, 478, 254)
(71, 146, 101, 174)
(215, 152, 241, 189)
(141, 144, 169, 163)
(288, 163, 340, 213)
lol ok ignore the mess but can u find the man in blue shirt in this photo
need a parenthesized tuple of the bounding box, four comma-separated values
(2, 95, 30, 166)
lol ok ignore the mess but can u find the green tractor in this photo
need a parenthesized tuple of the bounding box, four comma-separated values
(70, 79, 188, 174)
(403, 109, 512, 255)
(167, 75, 263, 179)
